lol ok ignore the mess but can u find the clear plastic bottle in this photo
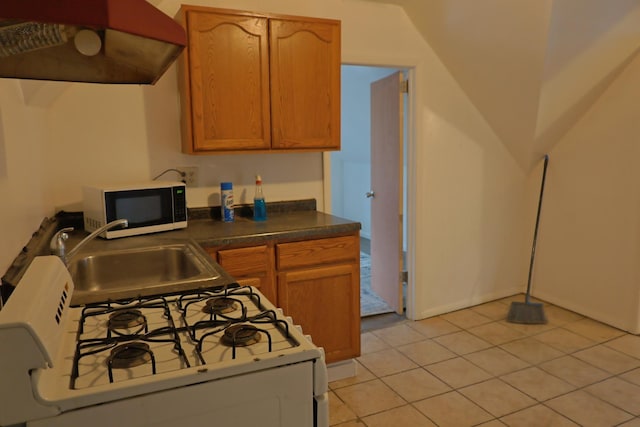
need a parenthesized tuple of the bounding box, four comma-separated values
(253, 175, 267, 221)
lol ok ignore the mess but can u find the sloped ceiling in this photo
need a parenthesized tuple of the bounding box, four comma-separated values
(363, 0, 640, 171)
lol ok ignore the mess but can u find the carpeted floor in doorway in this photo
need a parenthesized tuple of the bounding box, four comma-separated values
(360, 252, 393, 317)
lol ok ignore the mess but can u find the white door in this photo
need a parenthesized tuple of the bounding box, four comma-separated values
(369, 71, 404, 314)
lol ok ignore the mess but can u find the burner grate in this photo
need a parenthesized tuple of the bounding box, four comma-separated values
(71, 296, 189, 388)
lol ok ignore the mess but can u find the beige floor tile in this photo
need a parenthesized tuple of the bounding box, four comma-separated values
(333, 421, 366, 427)
(330, 360, 376, 389)
(361, 331, 391, 354)
(500, 366, 575, 401)
(500, 404, 579, 426)
(440, 308, 494, 329)
(546, 390, 633, 426)
(333, 379, 406, 417)
(337, 297, 640, 426)
(534, 328, 596, 353)
(469, 322, 526, 345)
(408, 316, 461, 338)
(413, 391, 494, 427)
(464, 347, 530, 376)
(573, 344, 640, 375)
(372, 323, 427, 347)
(361, 404, 437, 427)
(397, 339, 457, 366)
(544, 305, 585, 325)
(539, 355, 611, 387)
(459, 379, 536, 418)
(606, 334, 640, 359)
(471, 300, 511, 321)
(426, 356, 492, 388)
(500, 337, 564, 364)
(586, 377, 640, 415)
(434, 330, 493, 355)
(382, 368, 451, 402)
(621, 368, 640, 386)
(357, 348, 418, 377)
(562, 317, 625, 342)
(501, 319, 558, 336)
(478, 421, 507, 427)
(329, 390, 358, 425)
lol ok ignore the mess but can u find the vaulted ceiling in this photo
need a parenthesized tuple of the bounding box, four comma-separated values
(363, 0, 640, 171)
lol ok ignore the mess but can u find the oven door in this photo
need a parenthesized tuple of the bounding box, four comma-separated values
(29, 362, 320, 427)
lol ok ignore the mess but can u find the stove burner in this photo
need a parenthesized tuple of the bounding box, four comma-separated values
(108, 309, 146, 330)
(108, 342, 152, 369)
(202, 297, 239, 315)
(221, 324, 262, 347)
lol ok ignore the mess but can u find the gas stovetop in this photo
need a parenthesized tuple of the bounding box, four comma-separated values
(71, 285, 301, 389)
(0, 256, 327, 426)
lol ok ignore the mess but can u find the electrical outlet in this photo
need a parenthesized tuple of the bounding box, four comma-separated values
(180, 166, 199, 187)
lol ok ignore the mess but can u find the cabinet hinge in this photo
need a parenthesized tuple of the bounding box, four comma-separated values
(401, 270, 408, 283)
(400, 79, 409, 94)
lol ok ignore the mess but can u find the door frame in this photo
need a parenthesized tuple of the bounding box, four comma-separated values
(323, 61, 418, 320)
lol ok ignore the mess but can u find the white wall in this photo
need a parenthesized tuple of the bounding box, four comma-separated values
(0, 0, 531, 322)
(533, 53, 640, 333)
(340, 0, 530, 319)
(0, 81, 50, 275)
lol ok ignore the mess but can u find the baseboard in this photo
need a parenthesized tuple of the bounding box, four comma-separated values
(412, 287, 522, 320)
(327, 359, 357, 382)
(533, 290, 638, 334)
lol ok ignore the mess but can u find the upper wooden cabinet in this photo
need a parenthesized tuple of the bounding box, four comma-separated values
(177, 6, 341, 154)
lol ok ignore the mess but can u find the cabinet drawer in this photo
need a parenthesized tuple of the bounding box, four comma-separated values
(277, 235, 358, 270)
(217, 245, 272, 275)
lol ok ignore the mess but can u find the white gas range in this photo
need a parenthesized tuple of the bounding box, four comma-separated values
(0, 256, 328, 427)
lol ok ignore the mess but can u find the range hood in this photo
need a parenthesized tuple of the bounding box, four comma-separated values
(0, 0, 187, 84)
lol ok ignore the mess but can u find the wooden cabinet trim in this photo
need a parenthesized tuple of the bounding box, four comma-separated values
(276, 235, 358, 270)
(217, 245, 272, 275)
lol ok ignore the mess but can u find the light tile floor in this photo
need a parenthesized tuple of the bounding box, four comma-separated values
(329, 295, 640, 426)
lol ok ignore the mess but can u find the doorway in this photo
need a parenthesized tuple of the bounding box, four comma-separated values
(330, 64, 408, 318)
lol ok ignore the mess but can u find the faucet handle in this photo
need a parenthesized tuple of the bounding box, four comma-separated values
(50, 227, 74, 257)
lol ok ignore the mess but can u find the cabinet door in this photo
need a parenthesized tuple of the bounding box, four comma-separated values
(183, 9, 271, 152)
(216, 245, 276, 303)
(269, 19, 341, 150)
(278, 264, 360, 363)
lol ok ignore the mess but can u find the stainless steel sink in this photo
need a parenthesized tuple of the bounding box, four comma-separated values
(68, 242, 223, 305)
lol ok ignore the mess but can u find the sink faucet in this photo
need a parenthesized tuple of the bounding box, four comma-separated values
(50, 219, 129, 264)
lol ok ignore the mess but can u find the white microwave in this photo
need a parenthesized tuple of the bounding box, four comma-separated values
(82, 181, 187, 239)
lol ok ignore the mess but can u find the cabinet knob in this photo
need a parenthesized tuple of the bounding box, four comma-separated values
(365, 191, 375, 198)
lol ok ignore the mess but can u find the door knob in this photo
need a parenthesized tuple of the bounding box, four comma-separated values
(366, 191, 375, 198)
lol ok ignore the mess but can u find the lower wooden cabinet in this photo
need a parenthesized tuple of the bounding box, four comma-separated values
(278, 263, 360, 363)
(204, 232, 360, 364)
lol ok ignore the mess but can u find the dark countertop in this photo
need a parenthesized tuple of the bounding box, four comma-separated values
(185, 210, 361, 248)
(1, 200, 361, 302)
